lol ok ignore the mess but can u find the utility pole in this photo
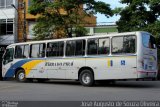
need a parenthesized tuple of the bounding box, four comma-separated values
(23, 2, 26, 42)
(11, 1, 27, 42)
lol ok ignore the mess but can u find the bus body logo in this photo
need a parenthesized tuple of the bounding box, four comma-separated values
(108, 60, 113, 67)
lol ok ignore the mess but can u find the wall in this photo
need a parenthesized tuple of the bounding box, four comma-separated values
(86, 25, 118, 35)
(0, 0, 16, 45)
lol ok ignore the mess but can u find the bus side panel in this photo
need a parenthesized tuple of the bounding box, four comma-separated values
(86, 56, 137, 80)
(65, 58, 86, 79)
(2, 60, 18, 78)
(2, 59, 37, 78)
(45, 58, 65, 79)
(45, 58, 86, 79)
(29, 61, 47, 78)
(13, 59, 47, 79)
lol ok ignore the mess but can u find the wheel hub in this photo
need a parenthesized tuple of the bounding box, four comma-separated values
(82, 73, 91, 84)
(19, 72, 25, 80)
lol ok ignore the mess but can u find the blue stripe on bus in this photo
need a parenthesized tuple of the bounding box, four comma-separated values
(4, 58, 46, 79)
(4, 59, 32, 78)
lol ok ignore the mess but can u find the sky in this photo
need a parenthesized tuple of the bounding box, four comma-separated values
(96, 0, 126, 25)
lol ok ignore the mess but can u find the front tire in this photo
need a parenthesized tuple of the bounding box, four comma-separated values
(79, 70, 94, 86)
(16, 69, 26, 82)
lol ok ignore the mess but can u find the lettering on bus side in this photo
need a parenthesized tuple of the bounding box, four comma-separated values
(45, 62, 74, 67)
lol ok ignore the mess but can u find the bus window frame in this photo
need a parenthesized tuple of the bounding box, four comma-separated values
(65, 39, 86, 57)
(30, 43, 46, 58)
(87, 37, 110, 56)
(111, 35, 137, 55)
(14, 44, 29, 59)
(46, 41, 64, 58)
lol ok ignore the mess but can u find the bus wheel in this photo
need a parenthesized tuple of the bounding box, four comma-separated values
(79, 70, 94, 86)
(16, 69, 26, 82)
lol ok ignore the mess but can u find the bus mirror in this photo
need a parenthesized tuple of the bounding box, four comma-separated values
(158, 45, 160, 49)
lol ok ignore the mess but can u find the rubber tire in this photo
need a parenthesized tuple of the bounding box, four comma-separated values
(79, 69, 94, 86)
(16, 69, 26, 82)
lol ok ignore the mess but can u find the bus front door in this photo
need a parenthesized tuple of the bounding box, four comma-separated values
(0, 45, 6, 80)
(2, 48, 14, 79)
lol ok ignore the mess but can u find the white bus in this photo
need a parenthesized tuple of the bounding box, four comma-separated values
(2, 31, 158, 86)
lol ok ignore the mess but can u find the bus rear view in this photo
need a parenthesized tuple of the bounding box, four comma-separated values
(137, 32, 157, 79)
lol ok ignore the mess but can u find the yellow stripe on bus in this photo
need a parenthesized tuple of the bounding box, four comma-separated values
(108, 60, 111, 67)
(22, 60, 44, 76)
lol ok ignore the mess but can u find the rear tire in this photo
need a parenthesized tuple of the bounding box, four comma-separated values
(16, 69, 26, 82)
(79, 69, 94, 86)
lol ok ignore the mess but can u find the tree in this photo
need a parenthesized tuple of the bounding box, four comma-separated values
(28, 0, 113, 40)
(117, 0, 160, 35)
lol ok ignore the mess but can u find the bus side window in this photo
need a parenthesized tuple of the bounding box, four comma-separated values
(15, 45, 29, 58)
(123, 36, 136, 53)
(112, 36, 136, 54)
(30, 43, 45, 58)
(66, 40, 85, 56)
(59, 42, 64, 56)
(87, 39, 98, 55)
(66, 41, 76, 56)
(75, 40, 85, 56)
(39, 43, 46, 57)
(47, 44, 52, 57)
(112, 37, 123, 54)
(30, 44, 38, 58)
(23, 45, 29, 58)
(15, 46, 24, 58)
(47, 42, 64, 57)
(98, 38, 110, 55)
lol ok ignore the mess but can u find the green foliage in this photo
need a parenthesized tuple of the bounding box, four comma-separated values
(74, 26, 87, 37)
(112, 7, 123, 15)
(32, 16, 55, 40)
(117, 0, 160, 35)
(143, 21, 160, 37)
(28, 0, 113, 39)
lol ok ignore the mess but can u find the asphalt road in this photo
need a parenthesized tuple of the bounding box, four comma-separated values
(0, 80, 160, 101)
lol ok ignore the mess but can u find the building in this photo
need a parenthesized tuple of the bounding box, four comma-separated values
(17, 0, 97, 41)
(0, 0, 17, 79)
(86, 25, 118, 36)
(0, 0, 17, 45)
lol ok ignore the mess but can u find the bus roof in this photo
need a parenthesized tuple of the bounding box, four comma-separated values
(7, 31, 150, 48)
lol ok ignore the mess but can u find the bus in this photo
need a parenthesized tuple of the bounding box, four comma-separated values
(2, 31, 158, 86)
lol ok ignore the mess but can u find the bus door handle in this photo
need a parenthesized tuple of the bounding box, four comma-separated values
(133, 67, 137, 68)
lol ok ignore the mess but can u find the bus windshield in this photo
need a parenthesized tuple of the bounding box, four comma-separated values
(3, 48, 14, 65)
(142, 34, 156, 49)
